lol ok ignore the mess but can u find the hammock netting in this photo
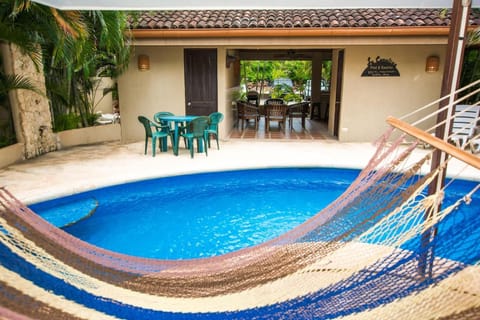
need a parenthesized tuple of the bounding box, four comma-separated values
(0, 123, 479, 319)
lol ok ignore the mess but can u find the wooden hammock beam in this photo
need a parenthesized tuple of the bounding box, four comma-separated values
(387, 116, 480, 170)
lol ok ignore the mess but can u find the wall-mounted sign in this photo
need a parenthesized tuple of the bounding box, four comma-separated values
(361, 56, 400, 77)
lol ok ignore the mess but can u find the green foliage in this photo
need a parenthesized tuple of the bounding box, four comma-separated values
(285, 60, 311, 86)
(43, 10, 132, 130)
(0, 2, 132, 134)
(231, 88, 246, 101)
(460, 47, 480, 104)
(459, 26, 480, 104)
(270, 84, 302, 102)
(0, 103, 16, 147)
(0, 132, 16, 148)
(240, 60, 319, 100)
(52, 113, 81, 132)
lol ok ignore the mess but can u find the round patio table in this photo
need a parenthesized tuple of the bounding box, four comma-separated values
(158, 115, 198, 155)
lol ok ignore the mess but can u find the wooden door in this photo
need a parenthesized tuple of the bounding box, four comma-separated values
(184, 49, 218, 115)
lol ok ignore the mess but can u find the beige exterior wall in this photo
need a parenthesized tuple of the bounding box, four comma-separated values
(57, 124, 121, 149)
(119, 37, 446, 143)
(338, 44, 444, 142)
(118, 47, 186, 143)
(0, 143, 23, 168)
(119, 46, 234, 144)
(92, 77, 115, 115)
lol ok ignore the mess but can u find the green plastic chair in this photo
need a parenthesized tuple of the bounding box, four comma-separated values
(153, 111, 174, 129)
(179, 116, 209, 158)
(137, 116, 173, 157)
(154, 111, 187, 147)
(205, 112, 224, 149)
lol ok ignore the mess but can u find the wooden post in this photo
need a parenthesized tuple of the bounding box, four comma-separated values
(419, 0, 472, 279)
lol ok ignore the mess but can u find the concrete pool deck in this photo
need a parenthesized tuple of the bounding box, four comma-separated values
(1, 139, 479, 204)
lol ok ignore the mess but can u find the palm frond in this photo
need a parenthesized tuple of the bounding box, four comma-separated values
(0, 72, 43, 97)
(467, 27, 480, 47)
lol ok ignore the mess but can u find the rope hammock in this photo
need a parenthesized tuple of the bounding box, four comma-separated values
(1, 85, 479, 319)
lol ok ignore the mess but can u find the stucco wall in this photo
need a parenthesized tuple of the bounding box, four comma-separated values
(0, 143, 23, 168)
(118, 47, 186, 143)
(339, 45, 444, 142)
(92, 77, 115, 114)
(57, 124, 121, 148)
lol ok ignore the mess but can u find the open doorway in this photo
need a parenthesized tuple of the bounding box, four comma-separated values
(236, 49, 337, 138)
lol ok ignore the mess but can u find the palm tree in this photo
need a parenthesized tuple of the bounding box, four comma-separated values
(45, 10, 132, 128)
(0, 1, 131, 133)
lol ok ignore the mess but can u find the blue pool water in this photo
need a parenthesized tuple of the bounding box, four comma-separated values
(30, 167, 479, 261)
(31, 168, 358, 259)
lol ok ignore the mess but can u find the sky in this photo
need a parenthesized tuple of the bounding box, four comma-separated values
(32, 0, 480, 10)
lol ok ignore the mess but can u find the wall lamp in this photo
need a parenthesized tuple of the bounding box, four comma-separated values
(425, 55, 440, 73)
(138, 54, 150, 71)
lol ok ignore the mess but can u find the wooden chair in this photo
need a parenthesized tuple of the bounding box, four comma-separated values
(287, 102, 310, 129)
(264, 98, 284, 105)
(265, 104, 287, 132)
(263, 99, 284, 117)
(246, 91, 259, 107)
(237, 100, 260, 130)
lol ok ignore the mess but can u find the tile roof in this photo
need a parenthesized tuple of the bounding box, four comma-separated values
(133, 8, 480, 30)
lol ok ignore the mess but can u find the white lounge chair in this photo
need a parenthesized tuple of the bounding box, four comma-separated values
(95, 113, 120, 125)
(449, 104, 480, 149)
(469, 134, 480, 154)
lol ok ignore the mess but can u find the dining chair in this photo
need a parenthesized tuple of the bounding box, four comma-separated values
(153, 111, 174, 128)
(246, 90, 260, 107)
(264, 98, 284, 118)
(179, 116, 210, 158)
(137, 116, 174, 157)
(205, 112, 224, 149)
(287, 102, 310, 129)
(237, 100, 260, 130)
(265, 104, 288, 132)
(264, 98, 284, 105)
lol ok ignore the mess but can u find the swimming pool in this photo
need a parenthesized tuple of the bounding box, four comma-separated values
(30, 167, 359, 259)
(30, 167, 479, 261)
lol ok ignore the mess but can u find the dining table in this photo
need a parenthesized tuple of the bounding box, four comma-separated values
(157, 115, 198, 155)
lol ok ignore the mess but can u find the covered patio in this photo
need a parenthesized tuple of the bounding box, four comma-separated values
(230, 117, 331, 140)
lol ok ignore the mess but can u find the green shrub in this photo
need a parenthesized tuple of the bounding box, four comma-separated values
(53, 113, 81, 132)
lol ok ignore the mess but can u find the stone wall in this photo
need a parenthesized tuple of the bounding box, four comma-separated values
(5, 44, 57, 159)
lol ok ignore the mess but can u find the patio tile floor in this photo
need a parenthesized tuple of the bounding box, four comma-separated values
(229, 118, 331, 140)
(1, 118, 477, 205)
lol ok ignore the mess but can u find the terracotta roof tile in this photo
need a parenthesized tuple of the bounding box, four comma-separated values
(132, 8, 480, 30)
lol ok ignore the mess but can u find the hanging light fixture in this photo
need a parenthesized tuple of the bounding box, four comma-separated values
(425, 55, 440, 72)
(137, 54, 150, 71)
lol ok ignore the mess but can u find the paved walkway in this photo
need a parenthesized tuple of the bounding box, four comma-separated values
(1, 139, 478, 204)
